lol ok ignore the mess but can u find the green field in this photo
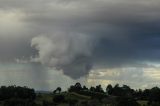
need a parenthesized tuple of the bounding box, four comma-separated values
(34, 92, 152, 106)
(35, 92, 91, 106)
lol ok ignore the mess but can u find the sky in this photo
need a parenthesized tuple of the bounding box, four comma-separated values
(0, 0, 160, 90)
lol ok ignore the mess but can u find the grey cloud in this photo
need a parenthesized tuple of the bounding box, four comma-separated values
(0, 0, 160, 79)
(0, 62, 49, 90)
(31, 34, 95, 79)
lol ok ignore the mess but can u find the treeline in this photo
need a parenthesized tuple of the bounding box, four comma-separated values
(53, 83, 160, 106)
(67, 83, 160, 101)
(0, 86, 36, 106)
(0, 84, 160, 106)
(0, 86, 36, 100)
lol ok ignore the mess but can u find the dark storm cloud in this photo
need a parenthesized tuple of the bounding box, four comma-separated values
(0, 0, 160, 78)
(93, 35, 160, 68)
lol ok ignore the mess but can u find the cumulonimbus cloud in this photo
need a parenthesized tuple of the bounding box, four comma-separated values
(1, 0, 160, 79)
(31, 33, 96, 79)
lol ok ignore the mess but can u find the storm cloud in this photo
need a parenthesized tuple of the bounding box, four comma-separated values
(0, 0, 160, 81)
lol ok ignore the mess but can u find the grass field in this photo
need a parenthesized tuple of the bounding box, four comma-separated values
(68, 92, 91, 100)
(35, 92, 91, 106)
(137, 100, 148, 106)
(35, 92, 160, 106)
(35, 93, 53, 105)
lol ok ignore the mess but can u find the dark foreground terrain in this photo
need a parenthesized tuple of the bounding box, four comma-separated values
(0, 83, 160, 106)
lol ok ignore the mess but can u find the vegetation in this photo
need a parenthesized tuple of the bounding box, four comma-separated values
(0, 86, 36, 106)
(0, 83, 160, 106)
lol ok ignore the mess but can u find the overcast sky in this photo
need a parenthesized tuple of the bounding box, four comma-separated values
(0, 0, 160, 90)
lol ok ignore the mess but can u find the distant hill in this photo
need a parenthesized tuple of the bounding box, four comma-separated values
(35, 90, 52, 94)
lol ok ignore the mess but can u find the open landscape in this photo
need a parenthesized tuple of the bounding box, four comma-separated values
(1, 0, 160, 106)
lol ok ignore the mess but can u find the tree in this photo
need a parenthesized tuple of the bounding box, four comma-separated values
(53, 90, 57, 94)
(53, 87, 62, 94)
(90, 86, 96, 92)
(106, 84, 113, 95)
(82, 85, 88, 91)
(68, 82, 82, 92)
(75, 82, 82, 90)
(149, 87, 160, 102)
(95, 85, 104, 93)
(112, 84, 123, 96)
(0, 86, 36, 101)
(56, 87, 62, 94)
